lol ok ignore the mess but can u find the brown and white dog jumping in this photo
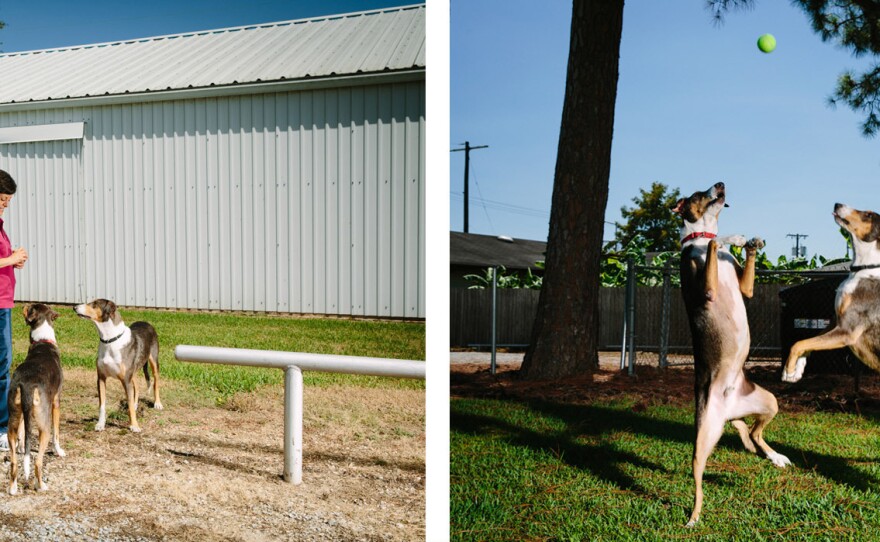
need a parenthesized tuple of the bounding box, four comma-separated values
(8, 303, 65, 494)
(674, 182, 790, 527)
(782, 203, 880, 382)
(74, 299, 162, 432)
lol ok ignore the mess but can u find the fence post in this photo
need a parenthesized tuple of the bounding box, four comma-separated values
(491, 265, 498, 375)
(659, 259, 672, 368)
(620, 258, 631, 371)
(626, 257, 637, 375)
(283, 365, 303, 484)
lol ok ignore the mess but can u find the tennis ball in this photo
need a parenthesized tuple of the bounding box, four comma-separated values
(757, 33, 776, 53)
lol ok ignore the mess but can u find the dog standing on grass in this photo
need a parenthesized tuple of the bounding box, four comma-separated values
(673, 182, 790, 527)
(74, 299, 162, 433)
(8, 303, 65, 494)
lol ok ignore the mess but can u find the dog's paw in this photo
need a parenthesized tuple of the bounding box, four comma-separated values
(746, 237, 765, 251)
(54, 445, 66, 458)
(94, 422, 105, 432)
(781, 357, 806, 383)
(685, 517, 699, 528)
(129, 425, 142, 433)
(8, 482, 17, 496)
(718, 234, 746, 247)
(153, 401, 164, 411)
(767, 451, 791, 468)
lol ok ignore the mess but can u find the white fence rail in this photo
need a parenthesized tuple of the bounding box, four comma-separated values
(174, 345, 426, 484)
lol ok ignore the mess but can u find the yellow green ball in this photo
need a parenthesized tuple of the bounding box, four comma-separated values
(757, 34, 776, 53)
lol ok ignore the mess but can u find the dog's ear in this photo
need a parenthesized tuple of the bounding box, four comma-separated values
(96, 299, 117, 322)
(50, 308, 60, 321)
(21, 304, 31, 323)
(866, 213, 880, 243)
(671, 198, 686, 215)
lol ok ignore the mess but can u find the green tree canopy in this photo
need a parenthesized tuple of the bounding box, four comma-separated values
(613, 182, 682, 253)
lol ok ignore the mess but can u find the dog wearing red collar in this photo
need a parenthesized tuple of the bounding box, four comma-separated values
(673, 182, 790, 526)
(74, 299, 162, 433)
(8, 303, 65, 494)
(782, 203, 880, 382)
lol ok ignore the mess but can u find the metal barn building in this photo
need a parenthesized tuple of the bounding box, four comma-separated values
(0, 4, 425, 318)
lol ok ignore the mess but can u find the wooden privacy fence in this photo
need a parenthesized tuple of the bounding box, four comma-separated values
(450, 284, 784, 357)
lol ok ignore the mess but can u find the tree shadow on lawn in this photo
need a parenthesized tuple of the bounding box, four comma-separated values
(451, 396, 880, 499)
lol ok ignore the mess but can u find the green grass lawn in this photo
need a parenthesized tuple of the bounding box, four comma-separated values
(11, 303, 425, 401)
(451, 394, 880, 541)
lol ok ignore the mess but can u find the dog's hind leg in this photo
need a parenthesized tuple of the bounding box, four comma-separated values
(730, 379, 790, 468)
(33, 420, 50, 491)
(51, 392, 65, 457)
(688, 400, 726, 527)
(730, 419, 757, 454)
(148, 354, 163, 410)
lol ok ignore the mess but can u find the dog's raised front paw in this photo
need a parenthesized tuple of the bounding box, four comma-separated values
(781, 357, 806, 383)
(746, 237, 765, 251)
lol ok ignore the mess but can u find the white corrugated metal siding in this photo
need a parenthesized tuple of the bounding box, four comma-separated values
(0, 5, 425, 318)
(0, 82, 425, 317)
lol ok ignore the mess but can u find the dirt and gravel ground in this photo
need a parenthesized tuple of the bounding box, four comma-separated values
(0, 367, 425, 542)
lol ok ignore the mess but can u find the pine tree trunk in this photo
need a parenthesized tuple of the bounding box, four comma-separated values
(519, 0, 624, 380)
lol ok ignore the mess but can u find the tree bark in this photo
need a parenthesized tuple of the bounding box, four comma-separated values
(519, 0, 625, 380)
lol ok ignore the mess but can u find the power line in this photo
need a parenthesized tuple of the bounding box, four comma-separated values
(449, 192, 549, 218)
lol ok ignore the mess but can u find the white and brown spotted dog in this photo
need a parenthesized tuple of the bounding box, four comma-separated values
(674, 182, 790, 526)
(782, 203, 880, 382)
(74, 299, 162, 432)
(8, 303, 65, 494)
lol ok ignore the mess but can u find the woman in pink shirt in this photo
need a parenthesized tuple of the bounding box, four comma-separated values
(0, 170, 28, 451)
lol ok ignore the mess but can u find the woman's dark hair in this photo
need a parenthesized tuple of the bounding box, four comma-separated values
(0, 170, 16, 196)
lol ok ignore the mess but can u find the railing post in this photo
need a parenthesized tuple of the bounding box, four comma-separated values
(284, 365, 303, 484)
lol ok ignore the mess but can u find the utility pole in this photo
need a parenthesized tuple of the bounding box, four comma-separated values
(787, 233, 808, 258)
(451, 141, 488, 233)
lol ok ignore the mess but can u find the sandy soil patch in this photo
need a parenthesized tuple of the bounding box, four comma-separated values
(0, 367, 425, 541)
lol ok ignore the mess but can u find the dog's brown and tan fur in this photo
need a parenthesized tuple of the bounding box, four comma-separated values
(782, 203, 880, 381)
(75, 299, 162, 432)
(8, 303, 65, 494)
(674, 182, 790, 526)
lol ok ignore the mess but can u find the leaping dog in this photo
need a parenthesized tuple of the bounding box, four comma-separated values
(674, 182, 790, 527)
(782, 203, 880, 382)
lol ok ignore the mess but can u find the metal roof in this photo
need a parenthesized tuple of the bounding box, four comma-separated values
(0, 4, 425, 106)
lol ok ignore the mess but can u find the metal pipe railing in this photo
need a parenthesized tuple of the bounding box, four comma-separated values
(174, 345, 426, 484)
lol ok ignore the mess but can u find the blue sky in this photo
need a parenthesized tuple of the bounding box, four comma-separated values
(0, 0, 410, 52)
(451, 0, 879, 262)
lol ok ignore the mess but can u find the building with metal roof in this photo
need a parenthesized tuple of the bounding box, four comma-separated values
(0, 4, 425, 318)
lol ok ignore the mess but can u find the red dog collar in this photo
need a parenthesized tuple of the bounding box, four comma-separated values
(681, 232, 717, 243)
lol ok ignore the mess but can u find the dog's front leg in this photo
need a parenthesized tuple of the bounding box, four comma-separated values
(95, 375, 107, 431)
(738, 237, 764, 298)
(703, 240, 720, 301)
(782, 326, 855, 382)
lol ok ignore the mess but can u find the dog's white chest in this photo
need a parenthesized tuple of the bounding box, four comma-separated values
(97, 345, 126, 378)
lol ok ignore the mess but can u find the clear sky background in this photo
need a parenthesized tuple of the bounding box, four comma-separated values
(451, 0, 879, 262)
(0, 0, 410, 52)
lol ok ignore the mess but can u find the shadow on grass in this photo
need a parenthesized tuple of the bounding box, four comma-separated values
(452, 397, 880, 494)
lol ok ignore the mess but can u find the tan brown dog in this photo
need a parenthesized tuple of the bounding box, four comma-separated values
(674, 182, 790, 526)
(74, 299, 162, 432)
(8, 303, 65, 494)
(783, 203, 880, 381)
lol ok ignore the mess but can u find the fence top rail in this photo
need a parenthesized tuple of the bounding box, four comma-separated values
(174, 345, 426, 379)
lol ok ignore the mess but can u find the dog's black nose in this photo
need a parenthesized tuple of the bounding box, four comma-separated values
(834, 203, 844, 211)
(714, 182, 725, 190)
